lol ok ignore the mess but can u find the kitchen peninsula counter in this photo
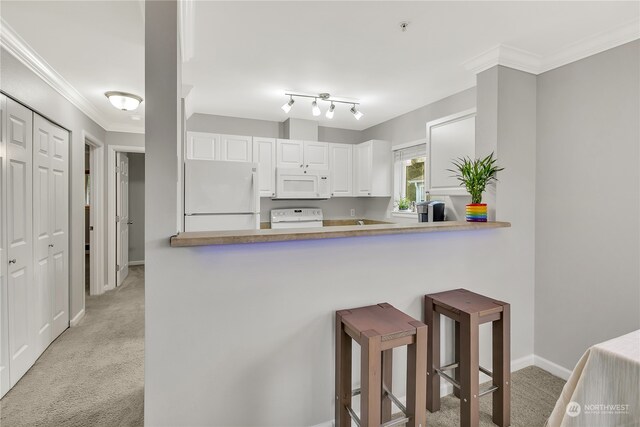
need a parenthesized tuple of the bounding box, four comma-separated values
(170, 220, 511, 247)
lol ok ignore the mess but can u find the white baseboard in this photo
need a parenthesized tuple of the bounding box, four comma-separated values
(534, 355, 572, 381)
(69, 309, 85, 327)
(129, 260, 145, 266)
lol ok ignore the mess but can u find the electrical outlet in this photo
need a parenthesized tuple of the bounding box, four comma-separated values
(350, 209, 355, 217)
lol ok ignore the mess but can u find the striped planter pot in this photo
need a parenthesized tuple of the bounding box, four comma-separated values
(466, 203, 487, 222)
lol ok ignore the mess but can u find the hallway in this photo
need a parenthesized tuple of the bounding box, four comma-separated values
(1, 267, 145, 427)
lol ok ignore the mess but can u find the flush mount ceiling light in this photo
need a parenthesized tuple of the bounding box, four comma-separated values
(105, 91, 143, 111)
(281, 92, 363, 120)
(281, 95, 295, 113)
(350, 104, 364, 120)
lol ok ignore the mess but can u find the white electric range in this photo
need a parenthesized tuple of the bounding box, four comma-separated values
(270, 208, 324, 229)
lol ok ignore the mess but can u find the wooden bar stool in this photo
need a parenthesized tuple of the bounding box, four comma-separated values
(335, 303, 427, 427)
(424, 289, 510, 427)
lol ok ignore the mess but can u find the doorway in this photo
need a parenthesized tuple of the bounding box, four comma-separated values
(82, 132, 105, 299)
(108, 146, 145, 289)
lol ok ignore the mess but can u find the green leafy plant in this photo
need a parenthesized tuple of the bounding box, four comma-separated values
(449, 153, 504, 204)
(396, 197, 411, 211)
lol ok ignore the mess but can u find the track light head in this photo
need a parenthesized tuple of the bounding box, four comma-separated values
(326, 102, 335, 119)
(350, 105, 363, 120)
(311, 98, 321, 116)
(281, 96, 295, 113)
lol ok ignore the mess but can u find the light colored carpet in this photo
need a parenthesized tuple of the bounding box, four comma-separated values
(1, 265, 565, 426)
(1, 266, 145, 427)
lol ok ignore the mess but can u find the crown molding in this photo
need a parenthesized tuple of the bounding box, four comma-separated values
(464, 18, 640, 76)
(0, 18, 144, 134)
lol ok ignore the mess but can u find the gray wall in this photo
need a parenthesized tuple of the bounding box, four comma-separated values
(105, 131, 145, 148)
(127, 153, 145, 263)
(1, 47, 107, 322)
(361, 87, 477, 145)
(535, 40, 640, 371)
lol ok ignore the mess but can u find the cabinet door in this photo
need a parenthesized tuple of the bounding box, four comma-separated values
(186, 132, 219, 160)
(6, 98, 34, 387)
(303, 141, 329, 170)
(276, 139, 303, 168)
(253, 137, 276, 197)
(220, 134, 252, 162)
(329, 143, 352, 197)
(354, 141, 372, 196)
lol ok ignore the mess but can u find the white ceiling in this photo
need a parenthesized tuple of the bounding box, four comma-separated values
(1, 1, 638, 133)
(184, 1, 639, 130)
(1, 1, 145, 133)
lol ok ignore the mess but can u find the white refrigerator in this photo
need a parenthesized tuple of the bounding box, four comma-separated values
(184, 160, 260, 231)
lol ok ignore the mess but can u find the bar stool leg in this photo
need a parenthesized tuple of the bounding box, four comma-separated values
(335, 312, 352, 427)
(361, 330, 382, 427)
(460, 312, 480, 427)
(381, 349, 393, 423)
(453, 320, 461, 399)
(425, 296, 440, 412)
(407, 321, 427, 427)
(492, 304, 511, 426)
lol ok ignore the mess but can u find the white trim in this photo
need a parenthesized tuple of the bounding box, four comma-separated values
(84, 132, 106, 298)
(128, 260, 145, 266)
(69, 309, 85, 327)
(463, 19, 640, 76)
(179, 0, 195, 63)
(534, 355, 573, 381)
(108, 145, 145, 293)
(0, 18, 144, 134)
(392, 139, 426, 151)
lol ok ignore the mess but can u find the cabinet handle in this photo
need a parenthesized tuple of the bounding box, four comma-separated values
(305, 164, 309, 168)
(8, 259, 16, 264)
(48, 244, 54, 248)
(368, 192, 371, 195)
(127, 221, 134, 225)
(299, 164, 303, 168)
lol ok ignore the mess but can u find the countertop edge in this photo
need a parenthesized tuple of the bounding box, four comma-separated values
(170, 221, 511, 247)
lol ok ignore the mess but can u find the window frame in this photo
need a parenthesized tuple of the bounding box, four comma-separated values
(392, 139, 427, 213)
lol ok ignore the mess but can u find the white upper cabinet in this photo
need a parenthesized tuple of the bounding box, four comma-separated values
(220, 134, 252, 162)
(426, 109, 476, 195)
(276, 139, 304, 168)
(186, 132, 219, 160)
(302, 141, 329, 170)
(329, 143, 353, 197)
(354, 140, 391, 197)
(252, 137, 276, 197)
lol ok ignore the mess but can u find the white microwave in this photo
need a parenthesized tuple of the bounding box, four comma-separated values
(275, 168, 331, 199)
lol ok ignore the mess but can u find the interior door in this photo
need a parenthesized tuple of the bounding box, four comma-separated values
(49, 121, 69, 339)
(116, 153, 129, 286)
(33, 115, 53, 353)
(6, 97, 34, 387)
(0, 95, 9, 397)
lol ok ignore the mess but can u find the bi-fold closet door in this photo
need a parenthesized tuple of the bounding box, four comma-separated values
(0, 94, 69, 398)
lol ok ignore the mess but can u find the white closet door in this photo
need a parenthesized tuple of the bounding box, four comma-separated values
(116, 153, 129, 286)
(6, 97, 34, 387)
(0, 95, 9, 397)
(49, 121, 69, 339)
(33, 115, 53, 353)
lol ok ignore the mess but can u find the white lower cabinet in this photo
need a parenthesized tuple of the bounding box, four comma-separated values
(0, 95, 69, 397)
(329, 143, 353, 197)
(354, 140, 392, 197)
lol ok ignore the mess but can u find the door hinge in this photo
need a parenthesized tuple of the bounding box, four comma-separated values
(116, 215, 120, 222)
(116, 264, 120, 271)
(115, 167, 119, 174)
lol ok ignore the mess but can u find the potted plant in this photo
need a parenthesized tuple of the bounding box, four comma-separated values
(449, 153, 503, 222)
(396, 197, 411, 212)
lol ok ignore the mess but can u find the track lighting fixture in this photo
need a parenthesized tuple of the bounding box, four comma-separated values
(326, 102, 335, 119)
(311, 98, 321, 116)
(281, 95, 295, 113)
(350, 104, 364, 120)
(281, 92, 363, 120)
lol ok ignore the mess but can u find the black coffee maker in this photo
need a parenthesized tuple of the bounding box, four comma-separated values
(416, 201, 445, 222)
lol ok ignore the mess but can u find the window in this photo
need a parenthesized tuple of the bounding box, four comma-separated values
(393, 144, 427, 212)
